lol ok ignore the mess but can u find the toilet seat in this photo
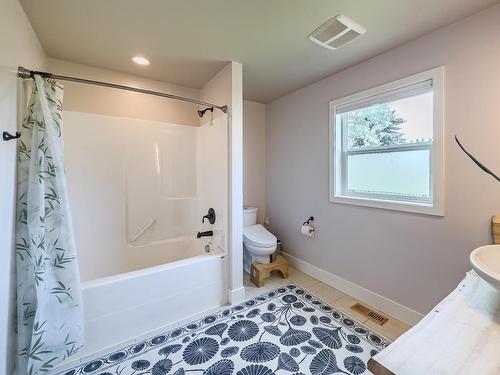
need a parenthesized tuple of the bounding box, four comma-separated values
(243, 224, 277, 247)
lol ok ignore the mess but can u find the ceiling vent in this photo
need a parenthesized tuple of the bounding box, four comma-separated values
(308, 15, 366, 50)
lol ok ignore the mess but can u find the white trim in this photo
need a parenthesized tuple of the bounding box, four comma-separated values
(336, 79, 432, 114)
(282, 252, 424, 326)
(228, 286, 246, 305)
(228, 62, 244, 300)
(329, 67, 445, 216)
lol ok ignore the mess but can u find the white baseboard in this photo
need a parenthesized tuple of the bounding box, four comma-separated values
(282, 252, 424, 326)
(228, 286, 246, 305)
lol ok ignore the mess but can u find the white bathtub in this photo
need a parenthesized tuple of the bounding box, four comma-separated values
(78, 237, 227, 359)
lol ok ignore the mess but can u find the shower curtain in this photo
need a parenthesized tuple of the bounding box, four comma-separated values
(15, 76, 84, 374)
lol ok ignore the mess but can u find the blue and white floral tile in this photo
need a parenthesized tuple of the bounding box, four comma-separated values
(57, 284, 389, 375)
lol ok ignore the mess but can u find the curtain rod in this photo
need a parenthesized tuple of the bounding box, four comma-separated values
(17, 66, 228, 114)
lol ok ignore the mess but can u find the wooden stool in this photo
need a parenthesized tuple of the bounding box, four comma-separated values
(250, 255, 289, 287)
(492, 215, 500, 244)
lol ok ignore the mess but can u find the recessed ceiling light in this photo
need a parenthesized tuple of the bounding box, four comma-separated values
(132, 56, 150, 65)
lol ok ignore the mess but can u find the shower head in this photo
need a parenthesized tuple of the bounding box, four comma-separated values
(197, 107, 214, 118)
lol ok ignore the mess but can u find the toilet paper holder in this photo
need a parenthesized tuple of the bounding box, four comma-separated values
(303, 216, 314, 225)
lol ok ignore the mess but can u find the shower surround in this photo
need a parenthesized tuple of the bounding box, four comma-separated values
(63, 111, 228, 357)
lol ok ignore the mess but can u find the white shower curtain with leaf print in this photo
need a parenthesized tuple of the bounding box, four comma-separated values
(15, 75, 84, 374)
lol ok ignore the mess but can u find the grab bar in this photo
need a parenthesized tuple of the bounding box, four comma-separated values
(129, 219, 155, 243)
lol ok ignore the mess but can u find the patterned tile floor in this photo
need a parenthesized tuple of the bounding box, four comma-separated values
(57, 267, 411, 375)
(60, 279, 395, 375)
(244, 267, 411, 343)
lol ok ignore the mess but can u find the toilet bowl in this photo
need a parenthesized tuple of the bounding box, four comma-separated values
(243, 207, 277, 273)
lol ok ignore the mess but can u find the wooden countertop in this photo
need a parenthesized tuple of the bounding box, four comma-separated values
(368, 271, 500, 375)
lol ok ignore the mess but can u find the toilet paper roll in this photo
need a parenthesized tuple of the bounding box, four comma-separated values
(301, 224, 315, 237)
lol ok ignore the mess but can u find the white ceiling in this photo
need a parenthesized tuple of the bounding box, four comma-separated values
(20, 0, 498, 103)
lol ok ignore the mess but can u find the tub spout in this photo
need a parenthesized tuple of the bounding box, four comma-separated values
(197, 230, 213, 238)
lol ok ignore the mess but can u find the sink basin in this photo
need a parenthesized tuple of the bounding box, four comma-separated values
(470, 245, 500, 290)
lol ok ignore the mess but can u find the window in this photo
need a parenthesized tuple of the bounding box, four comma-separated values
(330, 68, 444, 215)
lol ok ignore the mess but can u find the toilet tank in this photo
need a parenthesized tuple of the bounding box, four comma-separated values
(243, 207, 258, 226)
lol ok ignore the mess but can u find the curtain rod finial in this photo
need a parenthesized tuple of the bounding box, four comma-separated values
(18, 66, 32, 79)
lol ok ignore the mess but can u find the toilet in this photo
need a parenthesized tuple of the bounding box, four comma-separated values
(243, 207, 277, 273)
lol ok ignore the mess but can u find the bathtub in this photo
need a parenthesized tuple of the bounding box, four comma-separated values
(77, 237, 227, 359)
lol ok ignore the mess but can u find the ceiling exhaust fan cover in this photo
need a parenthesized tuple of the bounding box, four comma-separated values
(308, 14, 366, 50)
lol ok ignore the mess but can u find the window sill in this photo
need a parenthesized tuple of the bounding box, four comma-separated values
(330, 194, 444, 216)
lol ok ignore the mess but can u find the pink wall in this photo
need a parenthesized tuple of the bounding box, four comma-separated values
(48, 58, 200, 126)
(0, 0, 47, 372)
(266, 5, 500, 314)
(243, 100, 266, 224)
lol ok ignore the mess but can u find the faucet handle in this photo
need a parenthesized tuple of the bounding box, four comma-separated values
(202, 208, 216, 224)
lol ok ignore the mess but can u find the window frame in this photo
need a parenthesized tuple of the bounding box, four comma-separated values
(329, 67, 445, 216)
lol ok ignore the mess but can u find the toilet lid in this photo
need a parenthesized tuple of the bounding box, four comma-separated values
(243, 224, 277, 247)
